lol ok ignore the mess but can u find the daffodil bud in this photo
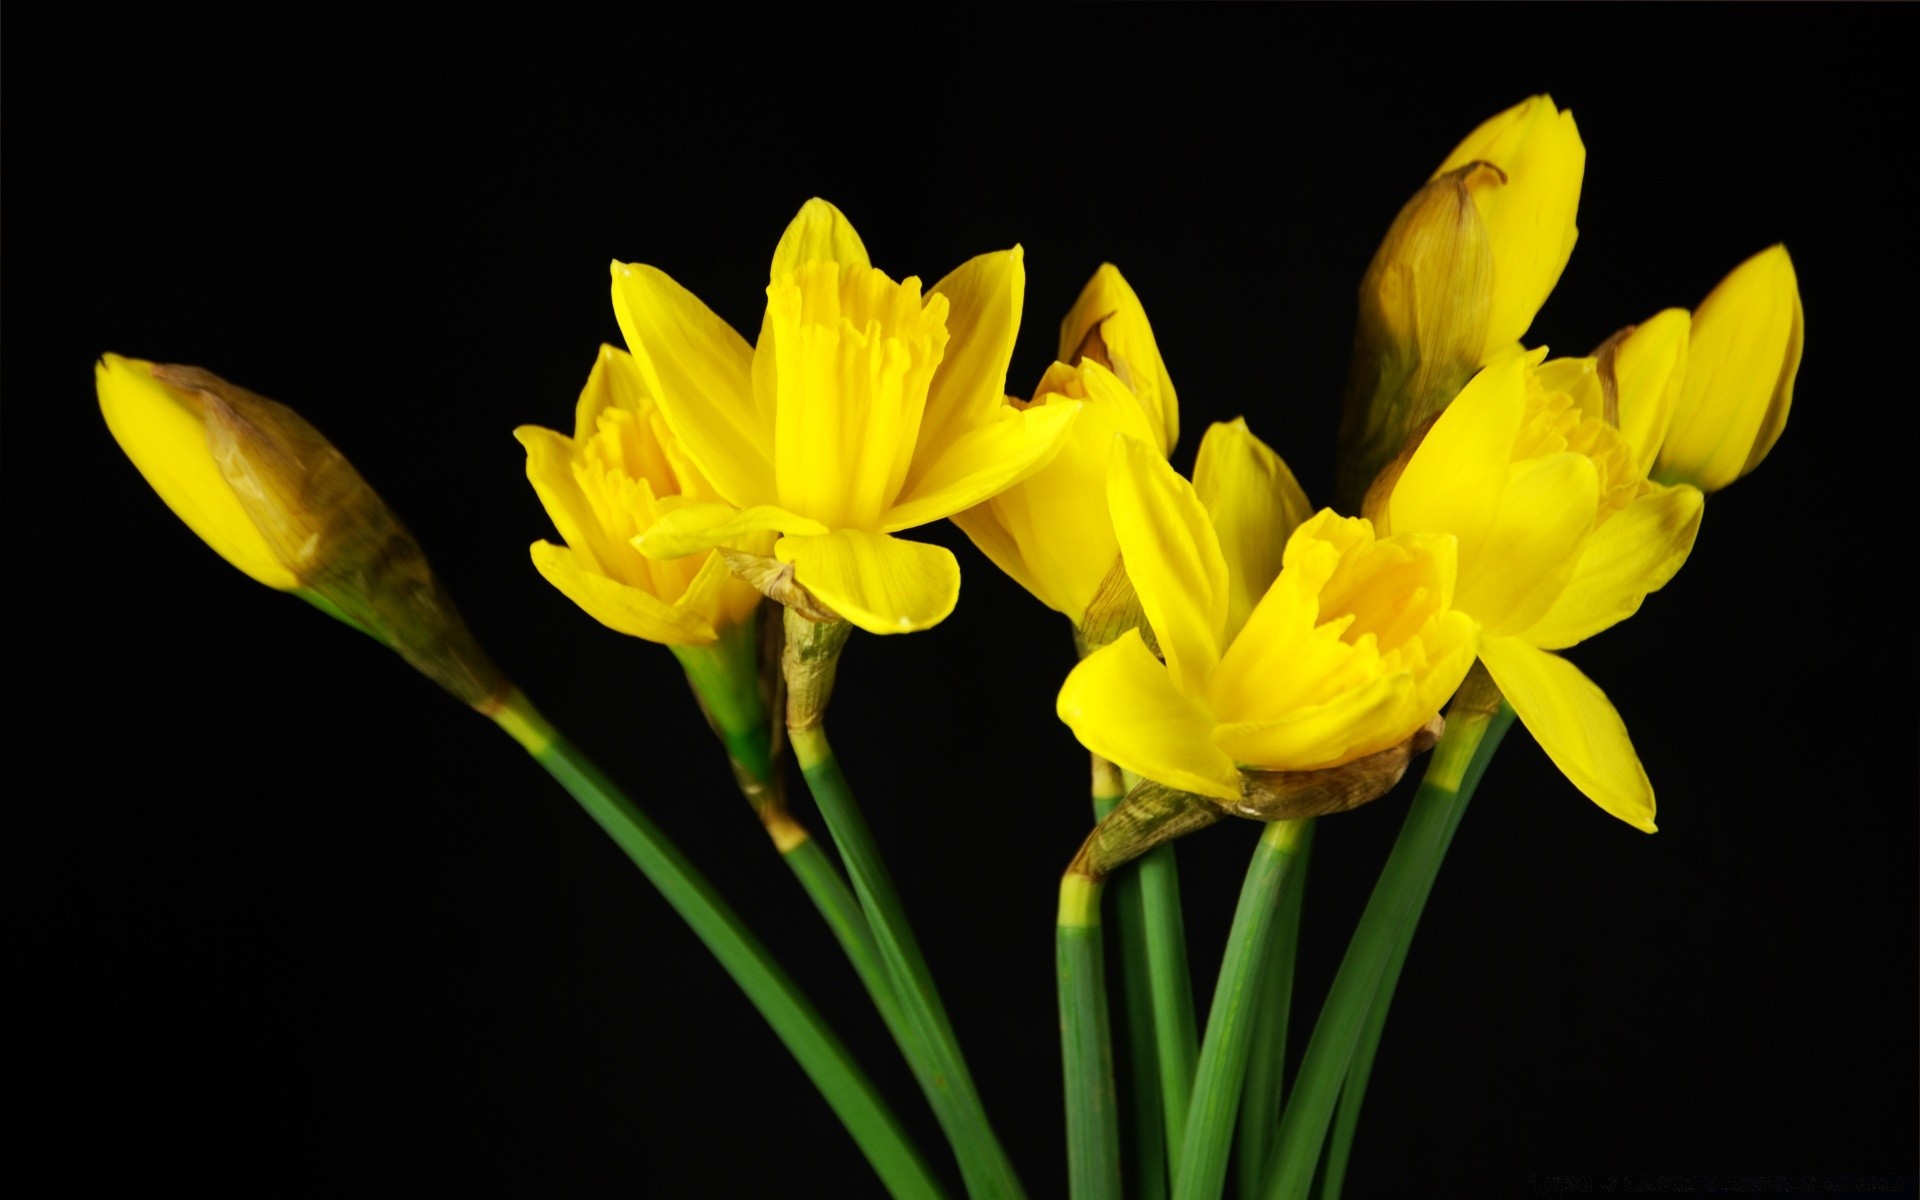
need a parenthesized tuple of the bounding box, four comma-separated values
(98, 354, 505, 707)
(1337, 95, 1585, 512)
(1655, 245, 1803, 492)
(1436, 94, 1585, 362)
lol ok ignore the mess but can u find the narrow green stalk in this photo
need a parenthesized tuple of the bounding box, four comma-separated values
(781, 835, 918, 1069)
(1262, 670, 1509, 1200)
(793, 722, 1027, 1200)
(1237, 822, 1314, 1200)
(489, 690, 944, 1200)
(1123, 772, 1200, 1175)
(1174, 820, 1310, 1200)
(1317, 699, 1514, 1200)
(1059, 872, 1122, 1200)
(1096, 770, 1168, 1200)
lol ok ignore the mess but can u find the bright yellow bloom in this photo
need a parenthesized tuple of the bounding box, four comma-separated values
(1058, 435, 1477, 801)
(954, 265, 1220, 626)
(1434, 94, 1586, 363)
(618, 199, 1079, 635)
(98, 353, 303, 590)
(1378, 350, 1703, 831)
(517, 345, 763, 646)
(97, 354, 504, 706)
(1655, 245, 1804, 492)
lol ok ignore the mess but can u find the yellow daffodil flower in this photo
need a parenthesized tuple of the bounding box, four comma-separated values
(97, 353, 504, 706)
(1339, 95, 1587, 508)
(517, 345, 764, 646)
(617, 199, 1080, 635)
(1376, 347, 1704, 831)
(1436, 94, 1586, 363)
(954, 265, 1225, 631)
(1059, 434, 1477, 801)
(1655, 245, 1804, 492)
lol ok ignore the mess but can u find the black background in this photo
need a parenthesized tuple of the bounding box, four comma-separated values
(14, 10, 1915, 1196)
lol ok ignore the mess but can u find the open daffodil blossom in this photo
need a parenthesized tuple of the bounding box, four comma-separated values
(1059, 433, 1477, 808)
(619, 198, 1080, 634)
(518, 344, 766, 649)
(1372, 340, 1703, 833)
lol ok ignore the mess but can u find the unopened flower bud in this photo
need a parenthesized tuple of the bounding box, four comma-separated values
(1654, 245, 1803, 492)
(98, 354, 505, 707)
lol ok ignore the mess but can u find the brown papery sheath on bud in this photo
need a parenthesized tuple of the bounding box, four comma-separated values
(154, 364, 507, 709)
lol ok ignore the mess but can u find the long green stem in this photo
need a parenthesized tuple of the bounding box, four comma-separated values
(1317, 698, 1514, 1200)
(1122, 770, 1200, 1175)
(1174, 820, 1310, 1200)
(1059, 873, 1122, 1200)
(1096, 767, 1168, 1200)
(781, 836, 917, 1060)
(1261, 670, 1509, 1200)
(1237, 821, 1314, 1200)
(489, 690, 944, 1200)
(793, 722, 1027, 1200)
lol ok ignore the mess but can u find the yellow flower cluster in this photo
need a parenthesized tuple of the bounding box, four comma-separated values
(99, 95, 1802, 837)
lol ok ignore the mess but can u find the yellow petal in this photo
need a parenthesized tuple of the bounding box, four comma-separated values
(1194, 418, 1312, 643)
(1435, 95, 1585, 360)
(1527, 483, 1703, 650)
(1657, 245, 1803, 492)
(1608, 308, 1689, 477)
(949, 363, 1152, 620)
(775, 529, 959, 635)
(1479, 636, 1655, 832)
(573, 343, 649, 444)
(1452, 451, 1598, 636)
(1057, 629, 1239, 801)
(97, 354, 299, 590)
(1213, 670, 1411, 772)
(1059, 264, 1178, 453)
(530, 540, 716, 645)
(1388, 355, 1529, 544)
(917, 247, 1024, 458)
(636, 502, 827, 559)
(516, 423, 627, 574)
(610, 260, 768, 507)
(1108, 434, 1227, 696)
(769, 198, 871, 280)
(884, 395, 1080, 531)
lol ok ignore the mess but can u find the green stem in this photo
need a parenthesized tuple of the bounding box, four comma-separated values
(1059, 873, 1122, 1200)
(1096, 773, 1168, 1200)
(1237, 821, 1314, 1200)
(1261, 671, 1511, 1200)
(1174, 820, 1310, 1200)
(780, 835, 920, 1076)
(1125, 774, 1200, 1177)
(793, 722, 1027, 1200)
(489, 690, 944, 1200)
(1317, 698, 1514, 1200)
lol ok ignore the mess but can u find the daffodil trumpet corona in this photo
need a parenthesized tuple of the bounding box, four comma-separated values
(1058, 432, 1476, 869)
(620, 197, 1080, 637)
(97, 353, 944, 1198)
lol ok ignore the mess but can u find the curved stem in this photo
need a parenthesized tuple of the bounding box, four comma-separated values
(1173, 820, 1309, 1200)
(1262, 670, 1511, 1200)
(1059, 872, 1122, 1200)
(793, 722, 1027, 1200)
(1317, 698, 1514, 1200)
(490, 690, 945, 1200)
